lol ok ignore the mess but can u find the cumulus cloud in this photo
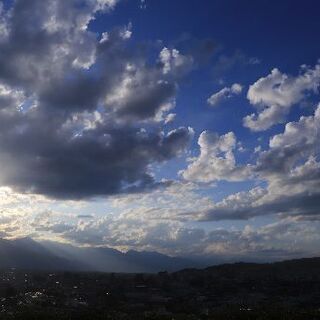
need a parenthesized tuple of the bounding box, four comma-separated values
(159, 47, 194, 76)
(104, 62, 176, 121)
(200, 183, 320, 221)
(0, 121, 193, 199)
(256, 104, 320, 177)
(207, 83, 243, 106)
(181, 130, 251, 183)
(0, 0, 194, 199)
(244, 63, 320, 131)
(197, 105, 320, 221)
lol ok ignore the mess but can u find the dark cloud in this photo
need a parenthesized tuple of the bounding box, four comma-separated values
(0, 0, 193, 199)
(77, 215, 94, 219)
(201, 190, 320, 221)
(0, 114, 193, 199)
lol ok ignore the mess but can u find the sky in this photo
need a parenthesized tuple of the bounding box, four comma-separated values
(0, 0, 319, 263)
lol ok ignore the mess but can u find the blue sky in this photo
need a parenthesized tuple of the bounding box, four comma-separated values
(0, 0, 319, 262)
(90, 0, 320, 197)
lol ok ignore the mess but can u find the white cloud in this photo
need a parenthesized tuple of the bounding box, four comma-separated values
(207, 83, 243, 106)
(159, 47, 194, 76)
(94, 0, 119, 11)
(119, 22, 132, 40)
(181, 131, 251, 183)
(256, 103, 320, 178)
(196, 105, 320, 221)
(269, 104, 320, 149)
(244, 63, 320, 131)
(0, 83, 25, 111)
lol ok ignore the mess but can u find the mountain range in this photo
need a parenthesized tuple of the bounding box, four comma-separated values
(0, 237, 201, 273)
(2, 237, 318, 274)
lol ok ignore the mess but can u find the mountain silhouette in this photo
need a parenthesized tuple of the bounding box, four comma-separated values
(0, 237, 198, 272)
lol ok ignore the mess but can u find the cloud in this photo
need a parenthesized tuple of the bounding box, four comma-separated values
(207, 83, 243, 106)
(256, 104, 320, 177)
(0, 121, 193, 199)
(159, 47, 194, 76)
(244, 63, 320, 131)
(0, 83, 25, 110)
(77, 214, 94, 219)
(35, 208, 320, 261)
(200, 183, 320, 221)
(0, 182, 318, 261)
(0, 0, 194, 199)
(197, 105, 320, 221)
(104, 63, 177, 121)
(181, 130, 251, 183)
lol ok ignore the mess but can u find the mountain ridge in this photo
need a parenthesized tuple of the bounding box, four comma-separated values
(1, 237, 319, 274)
(0, 237, 199, 273)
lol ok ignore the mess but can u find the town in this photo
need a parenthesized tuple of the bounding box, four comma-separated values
(0, 258, 320, 319)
